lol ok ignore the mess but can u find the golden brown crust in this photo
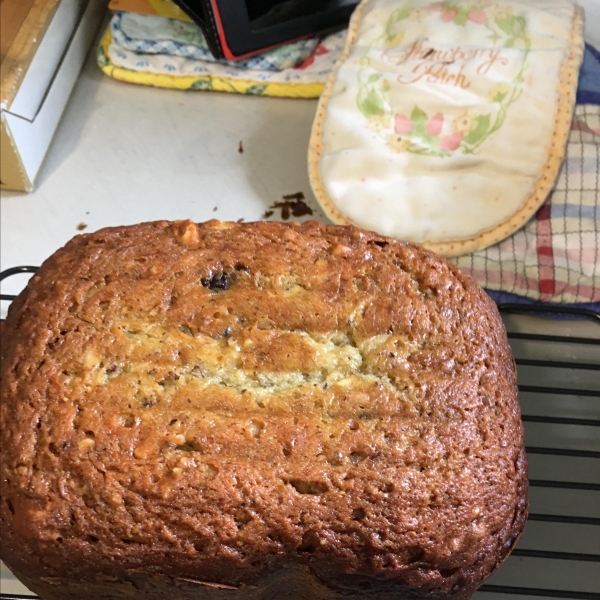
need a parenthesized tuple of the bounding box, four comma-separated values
(308, 2, 585, 257)
(0, 220, 527, 599)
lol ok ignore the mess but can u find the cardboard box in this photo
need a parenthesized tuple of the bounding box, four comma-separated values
(1, 0, 106, 192)
(108, 0, 191, 20)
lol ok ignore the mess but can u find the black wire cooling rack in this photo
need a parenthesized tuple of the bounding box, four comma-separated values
(1, 266, 598, 600)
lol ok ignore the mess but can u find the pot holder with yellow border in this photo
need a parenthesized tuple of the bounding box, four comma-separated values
(97, 18, 345, 98)
(309, 0, 585, 256)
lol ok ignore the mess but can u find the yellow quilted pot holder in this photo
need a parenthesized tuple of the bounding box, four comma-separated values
(97, 25, 343, 99)
(309, 0, 584, 256)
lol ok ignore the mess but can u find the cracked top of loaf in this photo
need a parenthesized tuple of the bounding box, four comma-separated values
(0, 220, 527, 598)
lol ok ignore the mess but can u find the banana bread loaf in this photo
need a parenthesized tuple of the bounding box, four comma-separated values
(0, 220, 527, 600)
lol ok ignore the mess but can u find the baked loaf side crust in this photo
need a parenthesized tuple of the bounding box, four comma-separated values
(0, 220, 527, 599)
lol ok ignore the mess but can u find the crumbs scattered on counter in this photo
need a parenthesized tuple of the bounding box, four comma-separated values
(238, 141, 244, 154)
(213, 206, 218, 211)
(264, 192, 313, 220)
(237, 218, 245, 223)
(77, 222, 88, 231)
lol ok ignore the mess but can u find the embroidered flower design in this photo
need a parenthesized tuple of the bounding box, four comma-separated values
(394, 113, 413, 134)
(488, 82, 511, 102)
(489, 4, 513, 20)
(454, 111, 477, 134)
(441, 8, 459, 21)
(354, 1, 531, 157)
(425, 112, 444, 136)
(411, 7, 429, 20)
(394, 107, 468, 154)
(467, 10, 487, 23)
(384, 31, 405, 47)
(438, 131, 464, 151)
(428, 2, 517, 27)
(368, 115, 392, 130)
(388, 135, 412, 152)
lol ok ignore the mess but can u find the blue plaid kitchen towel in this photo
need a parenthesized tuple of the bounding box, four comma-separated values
(452, 46, 600, 310)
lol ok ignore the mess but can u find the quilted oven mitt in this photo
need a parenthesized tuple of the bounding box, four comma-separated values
(309, 0, 585, 256)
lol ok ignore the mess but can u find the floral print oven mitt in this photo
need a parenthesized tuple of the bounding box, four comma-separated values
(309, 0, 584, 256)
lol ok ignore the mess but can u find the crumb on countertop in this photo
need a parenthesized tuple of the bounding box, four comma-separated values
(265, 193, 313, 220)
(238, 141, 244, 154)
(213, 206, 218, 212)
(282, 192, 305, 202)
(77, 222, 88, 231)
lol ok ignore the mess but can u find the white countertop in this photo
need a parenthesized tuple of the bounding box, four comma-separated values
(0, 46, 327, 317)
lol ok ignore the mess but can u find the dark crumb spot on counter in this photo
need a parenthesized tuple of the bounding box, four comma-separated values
(283, 192, 305, 202)
(238, 141, 244, 154)
(262, 210, 274, 219)
(268, 193, 313, 220)
(213, 206, 218, 212)
(77, 223, 88, 231)
(237, 218, 245, 223)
